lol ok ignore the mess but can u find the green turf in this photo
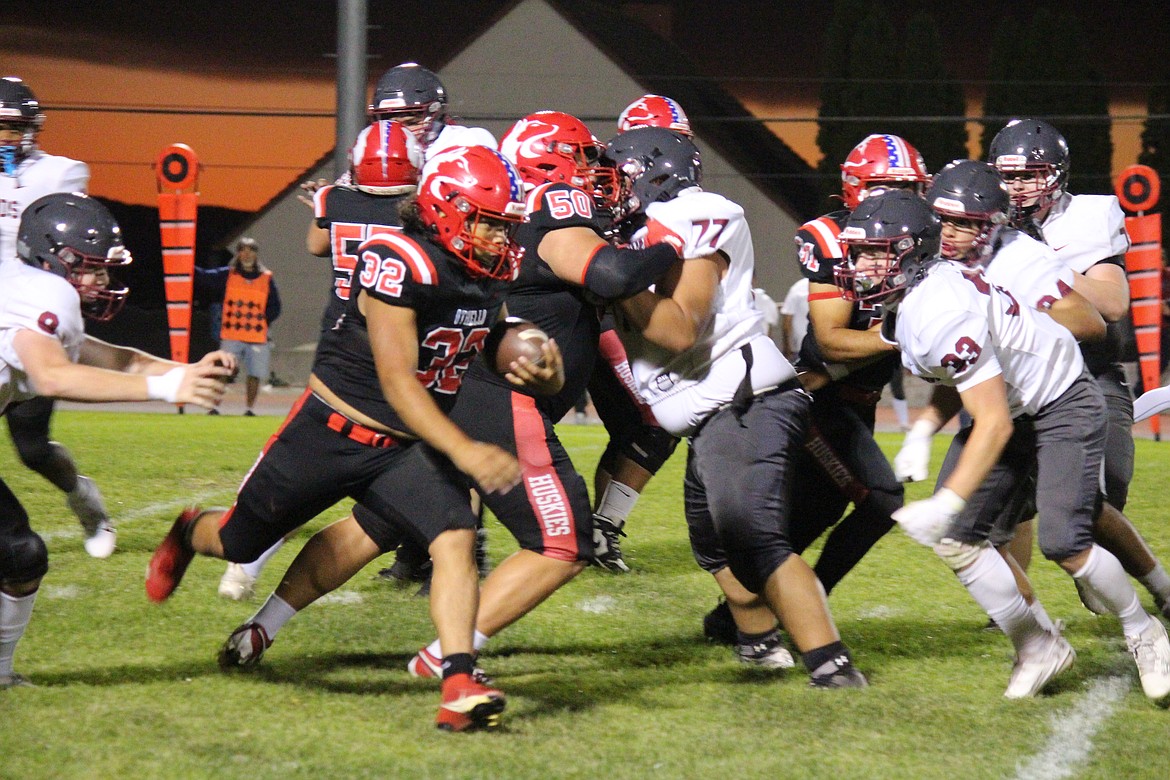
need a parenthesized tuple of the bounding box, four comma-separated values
(2, 412, 1169, 779)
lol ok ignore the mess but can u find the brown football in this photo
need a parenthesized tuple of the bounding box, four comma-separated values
(485, 318, 549, 375)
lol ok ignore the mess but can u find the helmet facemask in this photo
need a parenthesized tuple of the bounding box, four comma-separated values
(445, 196, 524, 280)
(53, 245, 133, 322)
(835, 236, 916, 304)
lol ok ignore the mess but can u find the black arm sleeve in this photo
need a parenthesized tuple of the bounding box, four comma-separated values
(582, 243, 679, 302)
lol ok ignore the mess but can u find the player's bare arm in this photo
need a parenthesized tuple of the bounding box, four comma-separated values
(943, 374, 1015, 500)
(1045, 287, 1105, 341)
(1072, 262, 1129, 322)
(617, 253, 724, 353)
(807, 281, 896, 361)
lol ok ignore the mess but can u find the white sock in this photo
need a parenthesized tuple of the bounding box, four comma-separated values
(242, 538, 286, 579)
(1029, 599, 1056, 633)
(957, 545, 1048, 655)
(427, 630, 491, 659)
(1073, 544, 1152, 637)
(1139, 563, 1170, 604)
(596, 480, 639, 527)
(892, 398, 910, 429)
(250, 593, 298, 639)
(0, 590, 37, 678)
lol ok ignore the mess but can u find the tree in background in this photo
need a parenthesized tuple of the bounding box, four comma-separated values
(894, 12, 968, 174)
(815, 0, 869, 206)
(1139, 72, 1170, 214)
(816, 2, 968, 200)
(981, 7, 1112, 194)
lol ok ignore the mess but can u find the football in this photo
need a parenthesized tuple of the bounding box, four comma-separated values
(484, 317, 549, 375)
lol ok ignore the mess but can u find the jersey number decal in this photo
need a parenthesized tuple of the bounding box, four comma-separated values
(331, 222, 399, 300)
(418, 327, 490, 394)
(941, 336, 982, 376)
(546, 189, 593, 220)
(357, 247, 410, 298)
(797, 240, 820, 273)
(690, 218, 728, 249)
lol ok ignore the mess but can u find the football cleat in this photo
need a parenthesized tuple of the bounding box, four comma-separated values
(217, 563, 257, 601)
(703, 599, 739, 646)
(408, 647, 492, 685)
(1004, 631, 1076, 699)
(377, 543, 432, 586)
(809, 664, 869, 689)
(436, 673, 505, 732)
(1073, 577, 1110, 616)
(145, 506, 202, 602)
(69, 475, 116, 559)
(218, 622, 272, 670)
(0, 673, 34, 689)
(735, 630, 795, 670)
(591, 514, 630, 573)
(1127, 617, 1170, 705)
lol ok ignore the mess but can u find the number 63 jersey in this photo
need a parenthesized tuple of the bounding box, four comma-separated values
(894, 259, 1085, 417)
(620, 189, 795, 436)
(312, 228, 509, 432)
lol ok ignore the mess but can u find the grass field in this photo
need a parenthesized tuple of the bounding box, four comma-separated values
(3, 411, 1170, 779)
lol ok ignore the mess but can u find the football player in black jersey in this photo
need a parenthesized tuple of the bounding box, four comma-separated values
(210, 110, 686, 684)
(146, 145, 558, 732)
(216, 120, 427, 602)
(703, 134, 930, 644)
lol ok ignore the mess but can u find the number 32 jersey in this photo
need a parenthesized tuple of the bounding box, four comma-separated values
(312, 229, 509, 432)
(894, 259, 1084, 417)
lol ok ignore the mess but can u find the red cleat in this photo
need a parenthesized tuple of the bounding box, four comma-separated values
(436, 673, 505, 732)
(145, 506, 202, 602)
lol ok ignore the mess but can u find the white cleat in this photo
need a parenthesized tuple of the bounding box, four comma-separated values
(1004, 632, 1076, 699)
(83, 521, 117, 559)
(69, 476, 116, 559)
(1127, 617, 1170, 706)
(217, 563, 257, 601)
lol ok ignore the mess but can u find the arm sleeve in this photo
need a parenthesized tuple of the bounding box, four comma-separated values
(266, 279, 282, 324)
(581, 242, 680, 302)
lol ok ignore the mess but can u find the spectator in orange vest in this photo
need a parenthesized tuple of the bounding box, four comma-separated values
(194, 237, 281, 416)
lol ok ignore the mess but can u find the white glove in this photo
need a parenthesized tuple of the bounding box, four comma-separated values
(892, 488, 966, 546)
(894, 419, 935, 482)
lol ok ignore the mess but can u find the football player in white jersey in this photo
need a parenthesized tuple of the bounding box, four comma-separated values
(837, 188, 1170, 703)
(986, 119, 1170, 620)
(0, 193, 234, 688)
(367, 62, 496, 162)
(0, 76, 121, 559)
(608, 127, 866, 688)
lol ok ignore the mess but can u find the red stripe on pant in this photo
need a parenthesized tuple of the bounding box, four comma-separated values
(597, 329, 658, 425)
(511, 392, 579, 561)
(219, 387, 314, 529)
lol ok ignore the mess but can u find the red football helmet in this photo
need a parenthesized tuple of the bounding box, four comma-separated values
(617, 95, 692, 137)
(840, 134, 930, 210)
(416, 145, 527, 279)
(499, 110, 618, 208)
(349, 120, 423, 195)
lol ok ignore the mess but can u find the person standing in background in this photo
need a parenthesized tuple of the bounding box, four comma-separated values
(194, 238, 281, 416)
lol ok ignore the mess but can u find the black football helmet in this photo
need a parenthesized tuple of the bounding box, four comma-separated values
(17, 192, 133, 321)
(0, 76, 45, 174)
(368, 63, 448, 146)
(987, 118, 1069, 218)
(602, 126, 702, 223)
(834, 189, 941, 304)
(925, 160, 1010, 263)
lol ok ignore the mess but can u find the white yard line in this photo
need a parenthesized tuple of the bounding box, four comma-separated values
(106, 490, 230, 527)
(1013, 676, 1129, 780)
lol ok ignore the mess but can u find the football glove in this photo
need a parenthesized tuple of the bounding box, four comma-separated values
(892, 488, 966, 547)
(643, 218, 685, 258)
(894, 419, 935, 482)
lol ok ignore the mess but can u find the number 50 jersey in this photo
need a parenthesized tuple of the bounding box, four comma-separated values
(312, 228, 509, 432)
